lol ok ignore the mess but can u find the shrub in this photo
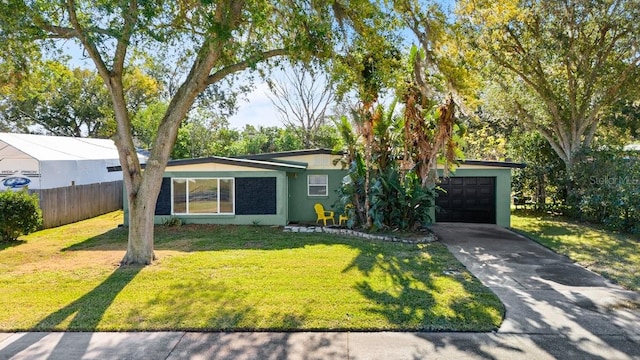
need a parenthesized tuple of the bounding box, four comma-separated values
(0, 189, 43, 241)
(568, 148, 640, 233)
(337, 162, 436, 231)
(369, 168, 435, 231)
(162, 217, 182, 227)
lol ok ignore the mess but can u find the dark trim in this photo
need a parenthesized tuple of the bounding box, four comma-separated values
(107, 156, 307, 172)
(106, 151, 524, 172)
(244, 159, 309, 167)
(165, 156, 306, 171)
(460, 160, 526, 169)
(234, 148, 342, 160)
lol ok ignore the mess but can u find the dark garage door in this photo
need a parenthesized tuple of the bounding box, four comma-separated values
(436, 177, 496, 224)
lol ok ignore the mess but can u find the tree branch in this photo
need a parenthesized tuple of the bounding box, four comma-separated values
(113, 0, 138, 77)
(205, 49, 288, 85)
(65, 0, 111, 82)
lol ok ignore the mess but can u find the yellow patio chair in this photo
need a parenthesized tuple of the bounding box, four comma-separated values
(338, 204, 353, 226)
(314, 203, 335, 226)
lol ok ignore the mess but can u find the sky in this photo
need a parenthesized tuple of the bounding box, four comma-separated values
(228, 80, 283, 130)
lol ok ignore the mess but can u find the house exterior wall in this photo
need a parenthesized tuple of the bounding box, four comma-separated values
(287, 169, 347, 224)
(285, 163, 513, 226)
(271, 153, 348, 224)
(124, 170, 289, 226)
(437, 167, 514, 227)
(124, 153, 516, 228)
(270, 153, 343, 170)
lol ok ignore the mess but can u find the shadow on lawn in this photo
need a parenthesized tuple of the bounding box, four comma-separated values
(61, 224, 503, 331)
(136, 281, 307, 331)
(0, 239, 26, 251)
(35, 265, 142, 330)
(1, 266, 142, 359)
(62, 226, 128, 252)
(344, 243, 504, 331)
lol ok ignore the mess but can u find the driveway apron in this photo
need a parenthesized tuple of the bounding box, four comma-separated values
(432, 223, 640, 360)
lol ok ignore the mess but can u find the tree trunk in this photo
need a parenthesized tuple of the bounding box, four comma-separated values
(118, 103, 192, 265)
(364, 144, 372, 228)
(122, 194, 156, 265)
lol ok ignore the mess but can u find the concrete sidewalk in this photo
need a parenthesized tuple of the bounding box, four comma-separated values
(2, 223, 639, 360)
(5, 330, 639, 360)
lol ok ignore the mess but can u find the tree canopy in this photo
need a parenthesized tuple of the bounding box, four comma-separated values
(0, 0, 396, 264)
(458, 0, 640, 169)
(5, 0, 639, 255)
(0, 60, 161, 137)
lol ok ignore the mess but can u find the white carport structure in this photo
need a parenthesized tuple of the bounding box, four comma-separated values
(0, 133, 127, 191)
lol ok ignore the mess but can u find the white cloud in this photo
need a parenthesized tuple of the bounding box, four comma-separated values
(228, 81, 282, 129)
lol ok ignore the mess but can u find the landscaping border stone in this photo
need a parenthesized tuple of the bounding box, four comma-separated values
(283, 225, 438, 244)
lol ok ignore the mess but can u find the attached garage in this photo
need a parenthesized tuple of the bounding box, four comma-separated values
(435, 160, 525, 227)
(436, 176, 496, 224)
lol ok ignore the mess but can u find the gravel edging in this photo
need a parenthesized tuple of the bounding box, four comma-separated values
(283, 225, 438, 244)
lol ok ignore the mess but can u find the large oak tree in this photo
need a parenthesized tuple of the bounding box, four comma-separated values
(1, 0, 389, 264)
(458, 0, 640, 170)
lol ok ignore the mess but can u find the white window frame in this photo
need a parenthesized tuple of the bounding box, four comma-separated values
(307, 174, 329, 197)
(172, 177, 235, 215)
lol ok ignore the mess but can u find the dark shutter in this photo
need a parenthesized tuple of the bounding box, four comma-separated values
(235, 177, 277, 215)
(155, 177, 172, 215)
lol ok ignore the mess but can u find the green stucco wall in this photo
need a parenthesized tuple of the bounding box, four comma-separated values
(438, 168, 513, 227)
(286, 167, 513, 227)
(123, 166, 513, 227)
(287, 169, 347, 224)
(123, 170, 289, 226)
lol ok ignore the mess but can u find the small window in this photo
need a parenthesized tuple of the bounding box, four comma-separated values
(308, 175, 328, 196)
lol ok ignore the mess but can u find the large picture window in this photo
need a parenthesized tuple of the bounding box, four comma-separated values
(308, 174, 328, 196)
(172, 178, 234, 214)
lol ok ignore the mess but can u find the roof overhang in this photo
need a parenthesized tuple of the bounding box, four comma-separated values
(234, 148, 342, 160)
(459, 160, 526, 169)
(107, 156, 307, 173)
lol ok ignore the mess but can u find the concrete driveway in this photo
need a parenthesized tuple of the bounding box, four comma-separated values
(432, 223, 640, 360)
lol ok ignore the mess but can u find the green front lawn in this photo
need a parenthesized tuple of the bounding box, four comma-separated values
(0, 211, 503, 332)
(511, 211, 640, 291)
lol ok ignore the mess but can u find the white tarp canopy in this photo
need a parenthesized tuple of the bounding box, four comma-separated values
(0, 133, 143, 191)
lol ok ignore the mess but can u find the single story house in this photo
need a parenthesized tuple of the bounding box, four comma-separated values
(128, 149, 524, 227)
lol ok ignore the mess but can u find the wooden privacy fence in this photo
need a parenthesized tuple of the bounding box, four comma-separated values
(31, 180, 123, 229)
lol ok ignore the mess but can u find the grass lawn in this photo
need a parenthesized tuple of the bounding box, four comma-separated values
(511, 211, 640, 291)
(0, 211, 503, 332)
